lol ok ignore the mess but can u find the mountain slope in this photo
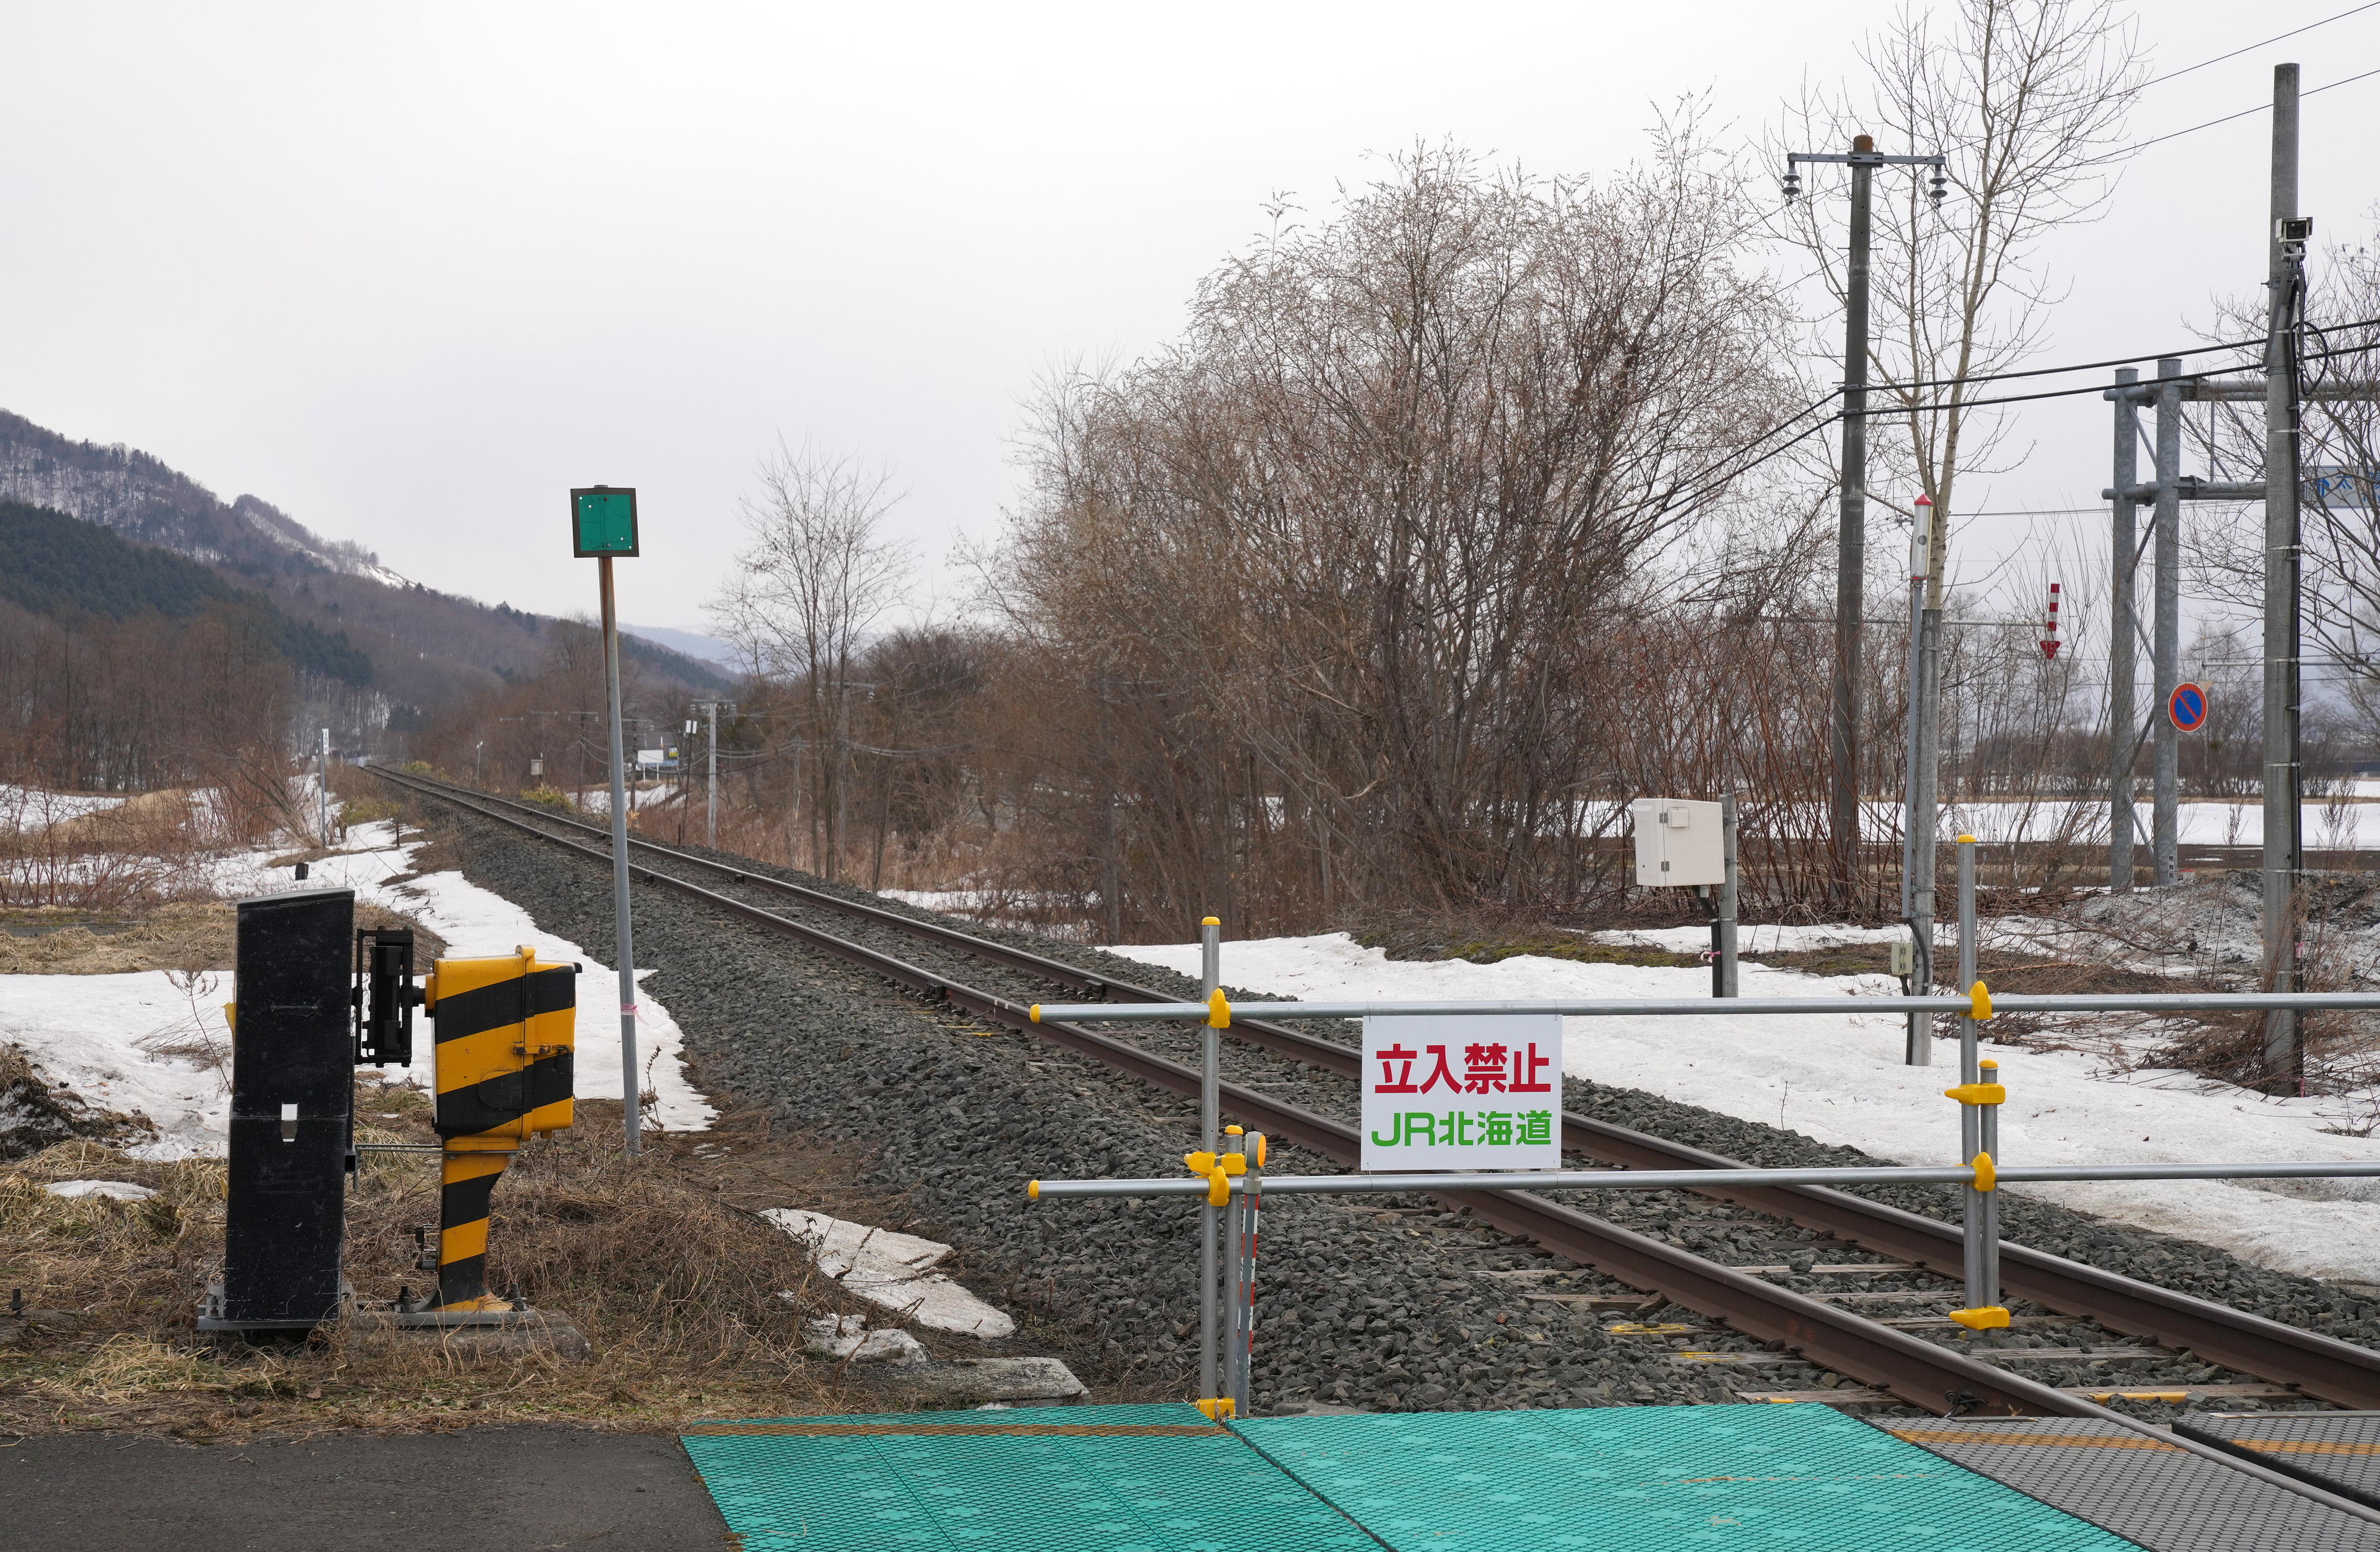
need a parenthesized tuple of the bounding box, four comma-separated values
(0, 411, 732, 707)
(0, 501, 372, 683)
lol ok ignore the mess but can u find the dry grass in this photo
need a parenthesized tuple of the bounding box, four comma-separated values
(0, 1088, 1076, 1439)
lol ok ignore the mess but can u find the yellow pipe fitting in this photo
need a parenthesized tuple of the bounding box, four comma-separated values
(1220, 1153, 1246, 1176)
(1949, 1306, 2011, 1331)
(1956, 833, 1978, 844)
(1183, 1150, 1217, 1174)
(1207, 988, 1232, 1028)
(1942, 1083, 2006, 1106)
(1027, 1180, 1041, 1200)
(1205, 1169, 1230, 1206)
(1201, 915, 1220, 927)
(1970, 1150, 1996, 1192)
(1970, 979, 1993, 1020)
(1029, 1004, 1042, 1023)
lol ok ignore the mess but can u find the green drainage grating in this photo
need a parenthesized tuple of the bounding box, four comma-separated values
(679, 1403, 1371, 1550)
(1235, 1404, 2143, 1551)
(681, 1402, 2143, 1551)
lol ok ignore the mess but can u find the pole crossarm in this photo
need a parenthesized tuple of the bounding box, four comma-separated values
(1028, 991, 2380, 1024)
(1028, 1159, 2380, 1201)
(1787, 151, 1948, 169)
(2101, 479, 2268, 502)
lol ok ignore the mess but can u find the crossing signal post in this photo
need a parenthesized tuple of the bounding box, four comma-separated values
(201, 893, 576, 1335)
(572, 485, 643, 1156)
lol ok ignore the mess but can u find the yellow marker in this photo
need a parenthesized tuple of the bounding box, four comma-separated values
(1942, 1083, 2007, 1106)
(1220, 1152, 1246, 1176)
(1027, 1180, 1041, 1200)
(1194, 1396, 1235, 1421)
(1970, 1150, 1996, 1192)
(1184, 1150, 1217, 1174)
(222, 1002, 237, 1032)
(1029, 1004, 1042, 1023)
(1207, 988, 1232, 1029)
(1201, 916, 1220, 927)
(1949, 1306, 2011, 1331)
(1970, 980, 1994, 1020)
(1956, 833, 1978, 844)
(1252, 1134, 1267, 1167)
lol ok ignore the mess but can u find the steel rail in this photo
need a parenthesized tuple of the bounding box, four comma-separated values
(378, 768, 2193, 1424)
(375, 770, 2380, 1413)
(1032, 992, 2380, 1020)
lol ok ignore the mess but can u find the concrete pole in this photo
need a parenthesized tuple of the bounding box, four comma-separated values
(2262, 65, 2302, 1087)
(1198, 915, 1221, 1400)
(706, 701, 719, 851)
(1901, 501, 1931, 1064)
(599, 557, 642, 1156)
(1828, 136, 1877, 908)
(1908, 492, 1949, 1064)
(318, 726, 331, 846)
(2153, 358, 2184, 886)
(2109, 368, 2141, 893)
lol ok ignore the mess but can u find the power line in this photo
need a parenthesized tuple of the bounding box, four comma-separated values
(2141, 3, 2380, 89)
(1883, 337, 2380, 415)
(2128, 63, 2380, 153)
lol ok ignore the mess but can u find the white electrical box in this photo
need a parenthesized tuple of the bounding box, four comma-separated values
(1629, 798, 1727, 887)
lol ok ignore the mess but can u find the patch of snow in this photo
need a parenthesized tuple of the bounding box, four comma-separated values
(802, 1313, 929, 1365)
(1105, 930, 2380, 1286)
(44, 1179, 154, 1201)
(3, 818, 713, 1159)
(763, 1209, 1016, 1339)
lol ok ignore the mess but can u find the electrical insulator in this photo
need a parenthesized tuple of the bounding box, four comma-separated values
(1929, 165, 1947, 206)
(1781, 169, 1801, 202)
(2040, 582, 2062, 661)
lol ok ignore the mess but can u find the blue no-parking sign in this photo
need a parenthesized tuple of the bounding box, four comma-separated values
(2170, 682, 2209, 732)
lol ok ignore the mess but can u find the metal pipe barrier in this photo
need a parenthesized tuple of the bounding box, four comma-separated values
(1028, 1159, 2380, 1200)
(1029, 990, 2380, 1023)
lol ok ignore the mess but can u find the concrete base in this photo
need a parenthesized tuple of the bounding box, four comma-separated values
(870, 1357, 1086, 1404)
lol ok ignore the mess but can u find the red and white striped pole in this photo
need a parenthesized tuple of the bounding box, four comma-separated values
(2040, 582, 2062, 661)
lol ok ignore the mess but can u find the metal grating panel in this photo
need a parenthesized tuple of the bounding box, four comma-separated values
(1886, 1416, 2380, 1552)
(1236, 1403, 2135, 1551)
(679, 1403, 1371, 1551)
(2176, 1412, 2380, 1512)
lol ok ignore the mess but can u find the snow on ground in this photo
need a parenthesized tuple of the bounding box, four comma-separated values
(2, 820, 712, 1159)
(1106, 932, 2380, 1287)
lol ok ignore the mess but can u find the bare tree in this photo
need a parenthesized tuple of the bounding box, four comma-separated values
(709, 442, 913, 879)
(1778, 0, 2143, 548)
(2189, 223, 2380, 745)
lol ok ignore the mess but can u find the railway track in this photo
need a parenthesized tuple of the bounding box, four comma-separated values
(370, 767, 2380, 1430)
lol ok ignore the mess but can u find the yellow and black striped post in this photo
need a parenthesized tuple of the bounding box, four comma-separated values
(422, 945, 575, 1311)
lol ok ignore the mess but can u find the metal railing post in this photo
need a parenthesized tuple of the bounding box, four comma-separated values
(1957, 834, 1979, 1149)
(1220, 1124, 1245, 1413)
(1198, 915, 1221, 1406)
(1979, 1059, 2002, 1311)
(1231, 1133, 1264, 1415)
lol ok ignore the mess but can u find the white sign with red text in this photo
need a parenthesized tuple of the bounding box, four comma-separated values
(1359, 1014, 1563, 1172)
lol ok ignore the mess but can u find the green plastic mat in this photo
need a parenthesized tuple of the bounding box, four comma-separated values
(679, 1403, 1371, 1550)
(1234, 1404, 2144, 1551)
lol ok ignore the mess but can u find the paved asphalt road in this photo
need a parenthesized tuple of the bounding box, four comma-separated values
(5, 1426, 733, 1550)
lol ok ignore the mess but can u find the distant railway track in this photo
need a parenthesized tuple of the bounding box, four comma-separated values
(371, 766, 2380, 1428)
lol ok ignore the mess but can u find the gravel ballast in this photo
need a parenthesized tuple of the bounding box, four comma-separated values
(415, 792, 2380, 1418)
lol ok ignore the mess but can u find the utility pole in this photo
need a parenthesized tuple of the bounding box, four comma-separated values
(688, 700, 732, 850)
(2107, 369, 2141, 893)
(317, 727, 331, 846)
(2154, 357, 2184, 886)
(2263, 63, 2306, 1090)
(1786, 136, 1947, 909)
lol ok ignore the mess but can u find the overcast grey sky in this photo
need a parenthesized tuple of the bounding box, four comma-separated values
(1, 2, 2374, 637)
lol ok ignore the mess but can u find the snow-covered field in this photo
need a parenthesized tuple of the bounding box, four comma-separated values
(1107, 932, 2380, 1287)
(1, 820, 713, 1158)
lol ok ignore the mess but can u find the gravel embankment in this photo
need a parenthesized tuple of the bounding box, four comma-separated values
(424, 796, 2380, 1416)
